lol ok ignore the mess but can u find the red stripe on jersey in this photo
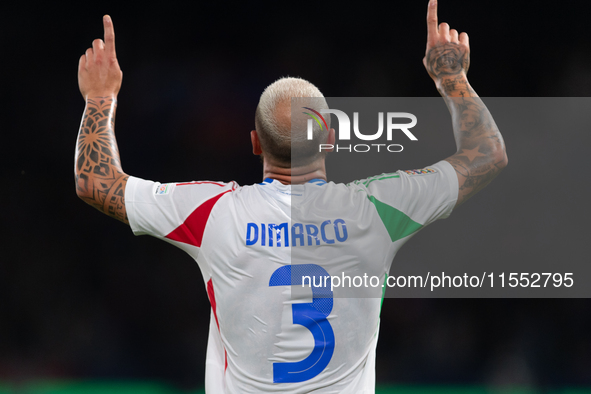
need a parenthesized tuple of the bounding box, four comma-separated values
(207, 279, 221, 329)
(165, 190, 231, 247)
(176, 181, 227, 187)
(207, 278, 228, 371)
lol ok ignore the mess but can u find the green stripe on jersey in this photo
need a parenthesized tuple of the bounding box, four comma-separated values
(368, 195, 423, 242)
(349, 173, 401, 188)
(380, 273, 387, 314)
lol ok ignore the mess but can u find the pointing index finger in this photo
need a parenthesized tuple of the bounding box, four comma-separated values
(103, 15, 116, 57)
(427, 0, 438, 41)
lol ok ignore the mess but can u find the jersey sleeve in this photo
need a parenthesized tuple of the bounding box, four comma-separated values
(125, 176, 238, 240)
(351, 160, 458, 242)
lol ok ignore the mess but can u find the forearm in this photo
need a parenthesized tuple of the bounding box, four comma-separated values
(438, 75, 508, 205)
(75, 96, 129, 223)
(438, 75, 505, 156)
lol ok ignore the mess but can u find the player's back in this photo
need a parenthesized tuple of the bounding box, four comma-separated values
(200, 179, 388, 393)
(125, 160, 457, 393)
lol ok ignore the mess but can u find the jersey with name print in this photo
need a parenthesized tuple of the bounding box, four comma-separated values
(124, 160, 458, 394)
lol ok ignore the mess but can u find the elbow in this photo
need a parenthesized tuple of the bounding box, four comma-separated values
(75, 186, 90, 202)
(75, 174, 93, 201)
(495, 148, 508, 171)
(76, 188, 90, 201)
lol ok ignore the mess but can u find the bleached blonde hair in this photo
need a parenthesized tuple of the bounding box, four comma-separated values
(255, 77, 330, 166)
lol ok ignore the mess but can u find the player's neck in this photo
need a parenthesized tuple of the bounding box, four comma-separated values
(262, 158, 327, 185)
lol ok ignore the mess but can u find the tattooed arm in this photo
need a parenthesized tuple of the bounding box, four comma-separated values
(423, 0, 508, 207)
(75, 16, 128, 223)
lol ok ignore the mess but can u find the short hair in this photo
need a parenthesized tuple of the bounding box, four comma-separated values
(255, 77, 330, 166)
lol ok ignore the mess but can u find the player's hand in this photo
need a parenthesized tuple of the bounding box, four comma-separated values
(423, 0, 470, 82)
(78, 15, 122, 99)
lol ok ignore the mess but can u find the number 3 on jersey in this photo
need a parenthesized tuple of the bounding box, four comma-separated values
(269, 264, 335, 383)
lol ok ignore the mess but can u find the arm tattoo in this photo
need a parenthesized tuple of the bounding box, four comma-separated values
(75, 97, 129, 224)
(425, 43, 470, 79)
(444, 93, 507, 206)
(425, 45, 507, 206)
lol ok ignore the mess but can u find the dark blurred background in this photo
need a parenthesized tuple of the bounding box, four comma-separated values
(2, 0, 591, 391)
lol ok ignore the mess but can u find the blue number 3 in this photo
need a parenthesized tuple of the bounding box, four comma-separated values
(269, 264, 335, 383)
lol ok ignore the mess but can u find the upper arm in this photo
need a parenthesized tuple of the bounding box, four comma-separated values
(438, 93, 508, 208)
(445, 149, 508, 208)
(76, 171, 129, 224)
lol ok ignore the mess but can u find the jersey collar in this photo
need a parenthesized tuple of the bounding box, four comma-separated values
(261, 178, 327, 185)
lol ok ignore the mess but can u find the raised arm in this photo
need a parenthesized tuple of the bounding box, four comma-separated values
(75, 15, 129, 224)
(423, 0, 508, 207)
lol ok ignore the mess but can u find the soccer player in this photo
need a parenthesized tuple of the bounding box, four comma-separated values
(75, 1, 507, 392)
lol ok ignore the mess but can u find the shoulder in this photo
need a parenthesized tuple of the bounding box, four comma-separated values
(125, 177, 241, 211)
(342, 161, 458, 224)
(347, 161, 455, 191)
(166, 180, 240, 196)
(124, 177, 242, 237)
(128, 177, 239, 196)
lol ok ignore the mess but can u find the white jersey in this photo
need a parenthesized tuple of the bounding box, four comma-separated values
(125, 160, 458, 393)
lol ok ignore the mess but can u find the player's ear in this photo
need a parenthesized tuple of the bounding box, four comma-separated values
(251, 130, 262, 155)
(324, 128, 336, 153)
